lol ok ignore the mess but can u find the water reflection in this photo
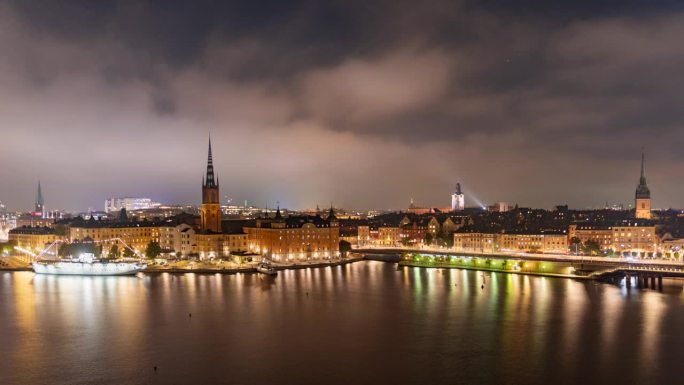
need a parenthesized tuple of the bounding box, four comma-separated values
(1, 263, 683, 385)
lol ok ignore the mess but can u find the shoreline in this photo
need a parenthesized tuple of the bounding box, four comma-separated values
(397, 261, 594, 280)
(0, 256, 365, 275)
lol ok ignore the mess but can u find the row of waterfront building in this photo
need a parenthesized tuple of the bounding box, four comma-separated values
(8, 208, 341, 262)
(9, 209, 684, 260)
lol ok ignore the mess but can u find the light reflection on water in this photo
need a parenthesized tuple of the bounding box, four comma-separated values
(1, 262, 683, 385)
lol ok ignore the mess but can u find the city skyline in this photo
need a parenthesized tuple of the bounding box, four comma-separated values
(1, 146, 665, 213)
(2, 1, 684, 211)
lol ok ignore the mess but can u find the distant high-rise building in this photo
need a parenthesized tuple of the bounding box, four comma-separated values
(35, 180, 45, 217)
(104, 197, 160, 213)
(488, 202, 511, 212)
(451, 182, 465, 212)
(635, 151, 651, 219)
(200, 135, 222, 233)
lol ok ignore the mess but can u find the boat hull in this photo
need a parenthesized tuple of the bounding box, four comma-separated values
(32, 262, 147, 276)
(256, 266, 277, 276)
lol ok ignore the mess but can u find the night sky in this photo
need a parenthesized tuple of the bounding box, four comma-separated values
(1, 0, 683, 212)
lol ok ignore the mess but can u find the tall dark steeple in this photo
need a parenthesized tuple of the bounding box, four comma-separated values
(204, 135, 218, 189)
(635, 150, 651, 219)
(35, 180, 45, 216)
(200, 135, 222, 232)
(636, 151, 649, 198)
(328, 204, 337, 220)
(275, 202, 283, 220)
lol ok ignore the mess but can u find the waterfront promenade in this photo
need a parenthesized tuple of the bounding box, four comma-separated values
(355, 247, 684, 281)
(0, 255, 364, 274)
(358, 246, 684, 265)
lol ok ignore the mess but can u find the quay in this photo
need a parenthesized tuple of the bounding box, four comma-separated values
(0, 255, 365, 275)
(354, 247, 684, 287)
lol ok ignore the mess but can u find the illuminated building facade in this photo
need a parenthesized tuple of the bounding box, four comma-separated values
(8, 226, 63, 254)
(612, 221, 657, 257)
(194, 228, 249, 259)
(245, 207, 340, 261)
(357, 225, 370, 246)
(569, 220, 657, 256)
(453, 230, 567, 254)
(451, 182, 465, 211)
(453, 231, 497, 253)
(568, 224, 613, 251)
(104, 197, 160, 213)
(69, 221, 163, 256)
(0, 211, 16, 241)
(399, 218, 430, 245)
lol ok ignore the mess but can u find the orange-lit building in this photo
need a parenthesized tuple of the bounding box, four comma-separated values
(245, 208, 340, 262)
(8, 226, 63, 254)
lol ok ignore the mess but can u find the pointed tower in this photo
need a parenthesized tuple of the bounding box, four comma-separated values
(35, 180, 45, 217)
(275, 202, 283, 220)
(451, 182, 464, 212)
(635, 151, 651, 219)
(200, 136, 222, 232)
(327, 204, 338, 227)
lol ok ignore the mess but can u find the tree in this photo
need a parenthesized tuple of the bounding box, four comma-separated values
(109, 244, 120, 259)
(435, 230, 453, 248)
(569, 237, 582, 254)
(57, 243, 70, 257)
(145, 241, 162, 259)
(118, 208, 128, 222)
(424, 233, 434, 245)
(122, 247, 135, 259)
(581, 240, 601, 256)
(0, 240, 17, 255)
(339, 240, 352, 257)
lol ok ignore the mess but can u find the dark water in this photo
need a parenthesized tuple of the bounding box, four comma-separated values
(1, 262, 683, 385)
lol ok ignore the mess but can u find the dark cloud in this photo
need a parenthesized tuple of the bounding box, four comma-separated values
(1, 0, 683, 212)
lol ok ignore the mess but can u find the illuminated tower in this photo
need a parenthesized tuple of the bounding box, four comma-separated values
(635, 151, 651, 219)
(35, 180, 45, 217)
(451, 182, 464, 212)
(200, 136, 222, 232)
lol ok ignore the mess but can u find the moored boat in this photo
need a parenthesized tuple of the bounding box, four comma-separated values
(32, 253, 146, 276)
(256, 259, 277, 276)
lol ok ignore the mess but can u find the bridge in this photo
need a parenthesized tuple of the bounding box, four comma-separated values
(352, 247, 684, 289)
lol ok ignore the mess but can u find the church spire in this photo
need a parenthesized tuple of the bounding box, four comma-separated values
(200, 134, 221, 232)
(36, 180, 44, 206)
(204, 135, 217, 188)
(35, 180, 44, 215)
(275, 201, 282, 220)
(635, 150, 650, 199)
(640, 150, 646, 184)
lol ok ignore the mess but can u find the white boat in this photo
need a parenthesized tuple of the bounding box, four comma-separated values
(256, 260, 277, 276)
(32, 253, 146, 276)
